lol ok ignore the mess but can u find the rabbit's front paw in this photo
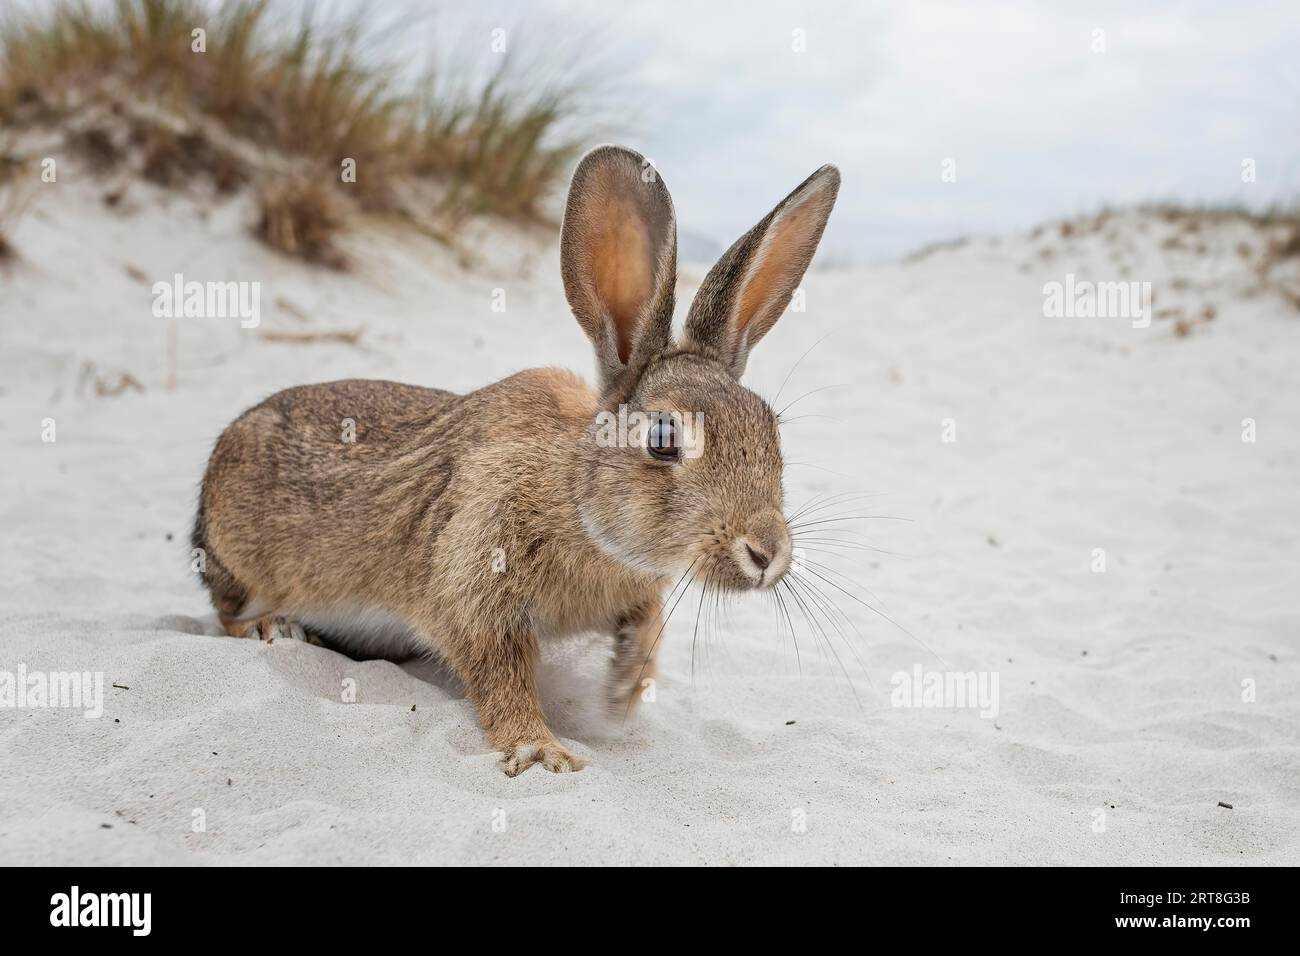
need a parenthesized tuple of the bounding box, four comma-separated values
(607, 643, 656, 720)
(498, 739, 587, 777)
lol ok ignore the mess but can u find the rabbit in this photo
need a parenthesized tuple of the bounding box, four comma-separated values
(192, 145, 840, 776)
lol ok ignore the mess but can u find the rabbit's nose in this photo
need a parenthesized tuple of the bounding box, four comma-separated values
(736, 522, 792, 588)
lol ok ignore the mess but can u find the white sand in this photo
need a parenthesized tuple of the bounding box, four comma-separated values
(2, 174, 1298, 865)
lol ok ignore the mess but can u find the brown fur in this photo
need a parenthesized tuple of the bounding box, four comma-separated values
(194, 146, 840, 775)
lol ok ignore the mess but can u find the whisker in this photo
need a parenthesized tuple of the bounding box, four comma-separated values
(770, 581, 800, 673)
(777, 413, 841, 426)
(789, 514, 913, 532)
(787, 576, 879, 717)
(786, 490, 889, 526)
(786, 491, 844, 526)
(777, 382, 848, 419)
(780, 575, 864, 712)
(707, 573, 725, 675)
(778, 578, 828, 672)
(792, 538, 902, 557)
(625, 556, 701, 720)
(786, 571, 873, 672)
(770, 334, 829, 407)
(798, 557, 895, 616)
(794, 564, 946, 667)
(773, 581, 802, 673)
(791, 522, 913, 559)
(690, 565, 715, 686)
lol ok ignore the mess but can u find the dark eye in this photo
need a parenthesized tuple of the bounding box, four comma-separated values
(647, 413, 680, 462)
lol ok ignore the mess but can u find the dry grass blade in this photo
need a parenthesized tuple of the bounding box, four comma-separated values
(0, 0, 592, 256)
(258, 328, 362, 346)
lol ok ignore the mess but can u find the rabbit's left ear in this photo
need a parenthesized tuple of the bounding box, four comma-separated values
(561, 145, 678, 394)
(683, 165, 839, 377)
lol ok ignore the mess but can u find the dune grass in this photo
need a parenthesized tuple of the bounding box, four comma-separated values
(1137, 200, 1300, 225)
(0, 0, 588, 251)
(254, 175, 348, 268)
(0, 145, 34, 263)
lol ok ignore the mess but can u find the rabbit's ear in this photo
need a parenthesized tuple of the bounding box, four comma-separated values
(683, 165, 839, 377)
(561, 146, 678, 393)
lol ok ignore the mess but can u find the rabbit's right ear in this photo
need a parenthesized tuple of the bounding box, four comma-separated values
(682, 165, 839, 378)
(561, 146, 677, 393)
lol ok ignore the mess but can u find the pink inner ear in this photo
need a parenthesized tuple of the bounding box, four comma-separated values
(736, 204, 813, 335)
(592, 198, 653, 363)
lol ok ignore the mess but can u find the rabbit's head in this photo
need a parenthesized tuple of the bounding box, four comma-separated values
(562, 146, 839, 592)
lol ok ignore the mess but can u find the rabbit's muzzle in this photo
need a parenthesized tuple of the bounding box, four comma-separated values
(722, 510, 792, 590)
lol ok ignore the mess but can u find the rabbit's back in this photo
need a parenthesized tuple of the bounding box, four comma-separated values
(193, 379, 466, 622)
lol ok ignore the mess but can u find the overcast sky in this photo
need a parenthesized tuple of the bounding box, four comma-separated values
(47, 0, 1300, 261)
(426, 0, 1300, 261)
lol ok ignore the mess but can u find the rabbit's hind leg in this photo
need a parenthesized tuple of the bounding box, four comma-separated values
(220, 613, 321, 645)
(193, 512, 322, 646)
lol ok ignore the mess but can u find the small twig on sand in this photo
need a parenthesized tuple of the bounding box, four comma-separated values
(258, 329, 363, 347)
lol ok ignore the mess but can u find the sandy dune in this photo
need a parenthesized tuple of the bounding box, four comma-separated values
(2, 174, 1298, 865)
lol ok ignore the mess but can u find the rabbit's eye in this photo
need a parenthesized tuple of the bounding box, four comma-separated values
(647, 414, 680, 462)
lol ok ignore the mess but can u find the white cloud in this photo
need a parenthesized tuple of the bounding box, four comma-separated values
(383, 0, 1300, 259)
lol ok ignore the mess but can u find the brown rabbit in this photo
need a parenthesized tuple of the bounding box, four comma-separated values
(193, 145, 840, 775)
